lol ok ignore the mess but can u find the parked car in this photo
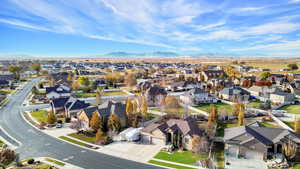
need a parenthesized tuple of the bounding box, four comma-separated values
(56, 123, 63, 128)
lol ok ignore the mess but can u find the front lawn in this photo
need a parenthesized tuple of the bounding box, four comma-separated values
(195, 103, 234, 114)
(280, 105, 300, 114)
(103, 91, 127, 96)
(154, 151, 208, 165)
(148, 160, 195, 169)
(59, 136, 89, 147)
(248, 100, 264, 108)
(260, 122, 281, 128)
(30, 110, 64, 123)
(74, 92, 96, 98)
(44, 158, 65, 166)
(68, 133, 96, 143)
(283, 121, 295, 129)
(30, 110, 48, 123)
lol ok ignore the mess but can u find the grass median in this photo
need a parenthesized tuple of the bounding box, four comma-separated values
(59, 136, 89, 147)
(44, 158, 65, 166)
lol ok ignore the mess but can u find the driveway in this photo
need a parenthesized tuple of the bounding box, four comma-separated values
(100, 141, 163, 163)
(225, 154, 268, 169)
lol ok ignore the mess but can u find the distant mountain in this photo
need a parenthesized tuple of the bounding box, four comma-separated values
(105, 51, 179, 58)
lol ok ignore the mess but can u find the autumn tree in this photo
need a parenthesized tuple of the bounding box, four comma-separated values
(95, 129, 108, 145)
(31, 62, 41, 75)
(47, 111, 57, 124)
(108, 113, 121, 132)
(125, 97, 133, 116)
(259, 72, 270, 80)
(141, 96, 148, 117)
(238, 107, 245, 126)
(132, 98, 138, 113)
(77, 76, 90, 87)
(31, 86, 39, 95)
(90, 112, 102, 132)
(283, 139, 297, 160)
(72, 80, 79, 90)
(95, 88, 103, 105)
(192, 135, 202, 154)
(295, 117, 300, 134)
(164, 96, 180, 114)
(209, 104, 218, 122)
(67, 72, 73, 83)
(8, 65, 21, 80)
(125, 73, 137, 87)
(0, 147, 16, 167)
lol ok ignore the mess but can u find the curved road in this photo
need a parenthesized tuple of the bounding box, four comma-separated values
(0, 78, 161, 169)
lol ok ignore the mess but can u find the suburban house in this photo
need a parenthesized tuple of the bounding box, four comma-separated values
(180, 88, 218, 106)
(46, 84, 71, 99)
(224, 122, 300, 161)
(201, 70, 226, 81)
(141, 118, 205, 150)
(269, 91, 295, 104)
(50, 72, 69, 85)
(247, 86, 282, 101)
(145, 85, 168, 107)
(218, 86, 250, 102)
(77, 100, 127, 130)
(166, 81, 203, 92)
(50, 97, 90, 117)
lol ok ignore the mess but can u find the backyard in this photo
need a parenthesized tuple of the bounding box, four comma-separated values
(74, 90, 128, 98)
(153, 151, 208, 165)
(280, 105, 300, 114)
(195, 103, 234, 114)
(150, 106, 195, 114)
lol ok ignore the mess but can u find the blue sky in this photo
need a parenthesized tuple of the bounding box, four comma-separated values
(1, 0, 300, 57)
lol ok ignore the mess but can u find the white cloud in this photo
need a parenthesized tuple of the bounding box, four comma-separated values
(244, 22, 300, 35)
(289, 0, 300, 3)
(0, 18, 52, 32)
(191, 21, 226, 31)
(234, 7, 265, 12)
(231, 40, 300, 51)
(180, 47, 202, 52)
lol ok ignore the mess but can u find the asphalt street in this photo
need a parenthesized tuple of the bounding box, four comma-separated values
(0, 78, 162, 169)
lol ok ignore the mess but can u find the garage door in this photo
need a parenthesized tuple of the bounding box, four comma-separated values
(152, 138, 165, 145)
(246, 150, 263, 160)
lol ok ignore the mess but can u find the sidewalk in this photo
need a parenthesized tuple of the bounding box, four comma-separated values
(150, 158, 204, 169)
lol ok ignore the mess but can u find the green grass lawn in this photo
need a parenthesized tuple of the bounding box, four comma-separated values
(216, 122, 239, 137)
(59, 136, 89, 147)
(74, 92, 96, 98)
(44, 158, 65, 166)
(0, 139, 4, 147)
(148, 160, 195, 169)
(150, 106, 196, 114)
(30, 110, 64, 123)
(260, 122, 281, 128)
(292, 164, 300, 169)
(154, 151, 208, 165)
(283, 121, 295, 129)
(148, 113, 161, 120)
(280, 105, 300, 114)
(214, 143, 224, 169)
(247, 100, 264, 108)
(103, 91, 127, 96)
(74, 91, 127, 98)
(68, 133, 96, 143)
(195, 103, 234, 114)
(30, 110, 48, 123)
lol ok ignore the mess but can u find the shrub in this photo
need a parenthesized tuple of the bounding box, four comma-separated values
(27, 158, 35, 164)
(57, 120, 63, 124)
(65, 117, 71, 123)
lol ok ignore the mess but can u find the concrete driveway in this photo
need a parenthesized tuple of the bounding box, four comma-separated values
(100, 141, 163, 163)
(225, 155, 268, 169)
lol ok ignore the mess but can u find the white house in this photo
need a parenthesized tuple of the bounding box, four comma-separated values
(46, 84, 71, 99)
(180, 88, 218, 106)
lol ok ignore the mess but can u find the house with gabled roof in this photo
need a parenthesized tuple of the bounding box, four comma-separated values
(46, 84, 71, 99)
(50, 96, 90, 117)
(77, 100, 127, 130)
(224, 122, 300, 161)
(141, 117, 205, 150)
